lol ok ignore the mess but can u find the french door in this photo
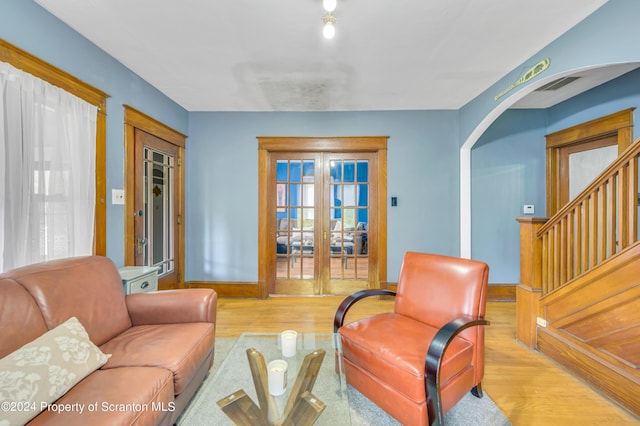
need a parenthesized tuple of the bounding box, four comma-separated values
(258, 136, 388, 297)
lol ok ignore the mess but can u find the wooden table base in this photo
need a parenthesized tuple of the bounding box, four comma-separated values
(217, 348, 326, 426)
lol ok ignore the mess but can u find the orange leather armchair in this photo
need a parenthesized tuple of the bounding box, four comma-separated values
(334, 251, 490, 426)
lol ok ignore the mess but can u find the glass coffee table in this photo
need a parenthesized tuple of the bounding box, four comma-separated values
(179, 332, 350, 425)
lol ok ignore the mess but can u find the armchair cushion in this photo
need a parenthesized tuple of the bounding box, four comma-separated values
(340, 312, 473, 403)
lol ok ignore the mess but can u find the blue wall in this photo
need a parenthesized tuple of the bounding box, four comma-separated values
(5, 0, 640, 285)
(459, 0, 640, 147)
(186, 111, 459, 282)
(0, 0, 189, 267)
(471, 110, 547, 282)
(547, 67, 640, 134)
(469, 67, 640, 283)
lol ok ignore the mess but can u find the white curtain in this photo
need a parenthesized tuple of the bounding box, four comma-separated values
(0, 62, 97, 272)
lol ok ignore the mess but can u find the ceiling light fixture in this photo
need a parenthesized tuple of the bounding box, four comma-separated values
(322, 14, 336, 39)
(323, 0, 337, 13)
(322, 0, 337, 39)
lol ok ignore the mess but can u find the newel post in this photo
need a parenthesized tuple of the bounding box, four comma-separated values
(515, 217, 548, 348)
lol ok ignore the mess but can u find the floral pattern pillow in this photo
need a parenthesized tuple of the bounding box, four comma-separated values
(0, 317, 110, 425)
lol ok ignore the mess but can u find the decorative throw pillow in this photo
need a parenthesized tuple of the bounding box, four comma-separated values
(0, 317, 110, 425)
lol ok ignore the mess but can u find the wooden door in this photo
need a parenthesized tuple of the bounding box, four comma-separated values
(558, 135, 618, 206)
(258, 136, 387, 298)
(133, 129, 180, 288)
(272, 153, 322, 294)
(270, 152, 377, 295)
(322, 153, 377, 295)
(546, 109, 634, 216)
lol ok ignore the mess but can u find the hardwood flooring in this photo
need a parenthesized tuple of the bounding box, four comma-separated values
(214, 297, 639, 425)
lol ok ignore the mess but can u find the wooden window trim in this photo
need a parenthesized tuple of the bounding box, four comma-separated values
(0, 39, 110, 255)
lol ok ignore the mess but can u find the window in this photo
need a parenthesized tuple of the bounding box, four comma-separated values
(0, 61, 98, 271)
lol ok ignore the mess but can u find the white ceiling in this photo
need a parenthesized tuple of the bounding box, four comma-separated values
(35, 0, 618, 112)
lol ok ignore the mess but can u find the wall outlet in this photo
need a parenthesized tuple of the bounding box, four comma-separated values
(112, 189, 125, 205)
(523, 204, 535, 214)
(536, 317, 547, 327)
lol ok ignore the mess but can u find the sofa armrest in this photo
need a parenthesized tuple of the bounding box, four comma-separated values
(126, 289, 217, 326)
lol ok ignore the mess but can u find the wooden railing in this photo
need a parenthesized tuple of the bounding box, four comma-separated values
(536, 139, 640, 295)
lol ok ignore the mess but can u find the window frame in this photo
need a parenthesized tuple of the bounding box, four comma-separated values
(1, 38, 110, 255)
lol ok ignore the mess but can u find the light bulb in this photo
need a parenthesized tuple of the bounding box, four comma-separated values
(323, 0, 337, 13)
(323, 21, 335, 39)
(322, 14, 336, 39)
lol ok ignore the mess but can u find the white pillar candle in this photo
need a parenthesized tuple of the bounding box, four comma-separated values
(281, 330, 297, 357)
(267, 359, 288, 396)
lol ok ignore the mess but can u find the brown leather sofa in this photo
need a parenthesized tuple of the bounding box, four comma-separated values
(0, 256, 217, 425)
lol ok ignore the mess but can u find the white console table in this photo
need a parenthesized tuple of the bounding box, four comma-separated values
(118, 266, 159, 295)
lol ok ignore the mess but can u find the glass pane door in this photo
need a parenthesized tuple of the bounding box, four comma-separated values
(274, 155, 320, 294)
(271, 152, 376, 295)
(143, 147, 175, 276)
(324, 154, 372, 294)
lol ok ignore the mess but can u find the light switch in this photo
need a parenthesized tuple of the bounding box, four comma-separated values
(112, 189, 125, 205)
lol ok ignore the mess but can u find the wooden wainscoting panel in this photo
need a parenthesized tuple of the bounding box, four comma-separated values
(536, 241, 640, 417)
(542, 241, 640, 323)
(516, 284, 542, 348)
(538, 327, 640, 416)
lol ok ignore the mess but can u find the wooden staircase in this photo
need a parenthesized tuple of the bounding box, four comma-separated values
(516, 138, 640, 417)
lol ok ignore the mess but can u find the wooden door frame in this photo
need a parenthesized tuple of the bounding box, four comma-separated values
(546, 108, 634, 217)
(124, 106, 186, 288)
(258, 136, 388, 299)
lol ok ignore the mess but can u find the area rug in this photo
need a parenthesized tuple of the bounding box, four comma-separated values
(178, 338, 511, 425)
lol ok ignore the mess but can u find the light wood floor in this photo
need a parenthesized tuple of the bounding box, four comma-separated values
(215, 297, 639, 426)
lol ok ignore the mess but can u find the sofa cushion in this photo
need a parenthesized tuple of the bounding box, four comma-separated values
(99, 322, 215, 395)
(0, 317, 110, 425)
(27, 366, 174, 426)
(0, 278, 48, 358)
(3, 256, 132, 345)
(339, 312, 474, 403)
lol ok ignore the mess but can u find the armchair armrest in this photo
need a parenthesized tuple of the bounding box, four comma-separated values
(126, 288, 217, 326)
(424, 315, 490, 426)
(333, 289, 396, 332)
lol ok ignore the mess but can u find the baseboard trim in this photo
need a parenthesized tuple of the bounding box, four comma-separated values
(186, 281, 515, 301)
(487, 283, 517, 301)
(187, 281, 258, 298)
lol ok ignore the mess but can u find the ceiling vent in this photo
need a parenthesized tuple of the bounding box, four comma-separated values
(535, 76, 581, 91)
